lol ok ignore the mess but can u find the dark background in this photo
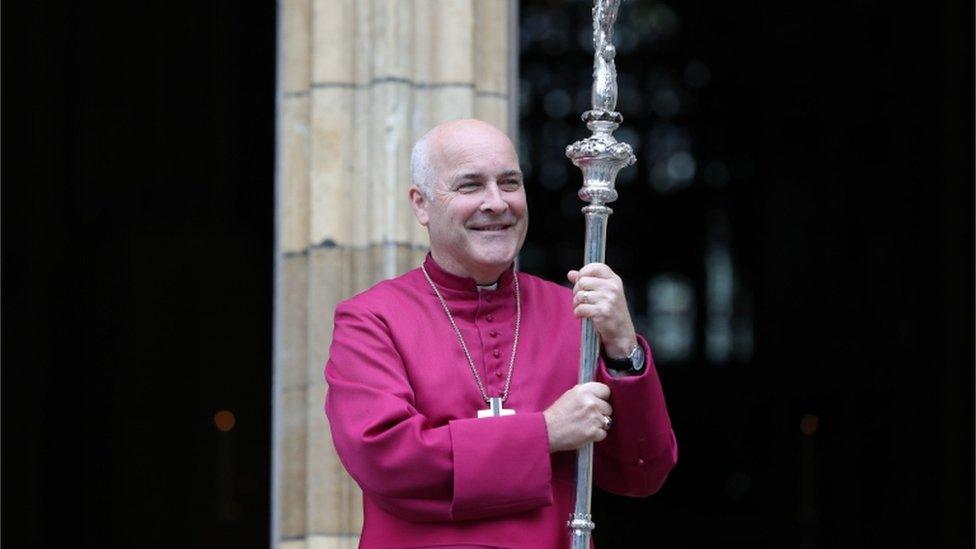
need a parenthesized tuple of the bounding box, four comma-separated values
(3, 2, 276, 547)
(3, 1, 972, 548)
(518, 1, 974, 548)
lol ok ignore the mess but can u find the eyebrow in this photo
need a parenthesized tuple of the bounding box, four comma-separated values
(453, 170, 523, 183)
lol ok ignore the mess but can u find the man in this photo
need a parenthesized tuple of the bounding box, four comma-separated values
(325, 119, 676, 547)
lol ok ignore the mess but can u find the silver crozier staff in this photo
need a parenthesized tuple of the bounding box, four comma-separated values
(565, 0, 636, 546)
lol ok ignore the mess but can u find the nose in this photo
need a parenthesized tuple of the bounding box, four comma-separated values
(480, 182, 508, 213)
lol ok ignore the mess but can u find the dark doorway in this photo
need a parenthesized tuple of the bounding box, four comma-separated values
(518, 1, 973, 547)
(3, 2, 276, 547)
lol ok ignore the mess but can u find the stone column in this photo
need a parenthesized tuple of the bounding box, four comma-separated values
(272, 1, 516, 547)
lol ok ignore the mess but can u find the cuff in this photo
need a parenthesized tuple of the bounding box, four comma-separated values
(448, 411, 553, 520)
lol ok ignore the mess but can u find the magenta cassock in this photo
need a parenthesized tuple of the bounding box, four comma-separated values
(325, 255, 677, 548)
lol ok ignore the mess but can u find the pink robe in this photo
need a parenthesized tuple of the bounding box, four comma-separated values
(325, 255, 677, 548)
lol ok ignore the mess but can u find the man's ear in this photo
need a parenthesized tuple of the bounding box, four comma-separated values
(408, 186, 430, 227)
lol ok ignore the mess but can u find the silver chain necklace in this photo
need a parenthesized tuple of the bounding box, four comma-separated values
(420, 264, 521, 408)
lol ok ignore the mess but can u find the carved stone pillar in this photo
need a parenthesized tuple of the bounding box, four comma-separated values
(272, 1, 516, 547)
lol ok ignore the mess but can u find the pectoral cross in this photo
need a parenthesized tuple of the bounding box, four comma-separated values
(477, 396, 515, 418)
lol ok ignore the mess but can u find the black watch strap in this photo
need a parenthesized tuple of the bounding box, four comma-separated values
(603, 343, 645, 373)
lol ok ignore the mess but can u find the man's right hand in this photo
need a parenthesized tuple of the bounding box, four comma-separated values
(543, 382, 613, 453)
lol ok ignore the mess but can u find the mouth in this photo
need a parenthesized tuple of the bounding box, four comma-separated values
(469, 223, 512, 232)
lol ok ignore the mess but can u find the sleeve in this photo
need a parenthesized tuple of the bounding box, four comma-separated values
(592, 335, 678, 497)
(324, 300, 554, 522)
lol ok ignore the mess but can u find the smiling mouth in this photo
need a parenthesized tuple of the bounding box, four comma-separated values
(470, 224, 511, 231)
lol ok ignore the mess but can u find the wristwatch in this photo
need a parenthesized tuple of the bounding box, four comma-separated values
(604, 342, 645, 374)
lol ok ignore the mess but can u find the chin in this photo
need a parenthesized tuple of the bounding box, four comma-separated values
(468, 247, 518, 272)
(469, 230, 523, 257)
(473, 252, 515, 266)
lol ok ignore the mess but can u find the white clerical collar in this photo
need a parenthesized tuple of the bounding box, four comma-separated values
(477, 282, 499, 291)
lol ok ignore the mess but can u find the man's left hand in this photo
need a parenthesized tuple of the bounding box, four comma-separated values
(567, 263, 638, 359)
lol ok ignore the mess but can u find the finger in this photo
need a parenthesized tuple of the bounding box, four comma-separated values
(587, 414, 607, 435)
(582, 381, 611, 400)
(577, 265, 620, 289)
(593, 427, 608, 442)
(579, 262, 614, 278)
(581, 391, 609, 413)
(573, 303, 609, 320)
(576, 281, 626, 310)
(573, 289, 587, 306)
(573, 289, 605, 307)
(575, 276, 617, 296)
(566, 270, 580, 284)
(572, 277, 596, 295)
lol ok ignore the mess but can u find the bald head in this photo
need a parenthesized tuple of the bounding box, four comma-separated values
(410, 119, 518, 198)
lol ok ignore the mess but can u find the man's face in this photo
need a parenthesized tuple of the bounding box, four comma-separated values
(411, 121, 528, 283)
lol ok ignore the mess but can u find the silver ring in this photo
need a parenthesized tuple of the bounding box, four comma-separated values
(603, 415, 612, 430)
(580, 290, 589, 304)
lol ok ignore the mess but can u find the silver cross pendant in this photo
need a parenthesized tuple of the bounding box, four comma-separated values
(477, 396, 515, 418)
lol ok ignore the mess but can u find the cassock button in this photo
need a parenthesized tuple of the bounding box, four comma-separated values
(637, 458, 645, 466)
(495, 371, 503, 378)
(492, 349, 501, 358)
(489, 329, 499, 338)
(485, 294, 493, 302)
(486, 313, 494, 321)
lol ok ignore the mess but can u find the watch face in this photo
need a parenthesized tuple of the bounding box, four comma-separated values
(631, 347, 645, 370)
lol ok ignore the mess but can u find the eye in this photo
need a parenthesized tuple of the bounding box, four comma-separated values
(499, 179, 522, 191)
(456, 182, 481, 193)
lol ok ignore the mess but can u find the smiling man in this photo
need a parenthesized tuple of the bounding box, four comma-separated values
(408, 120, 529, 285)
(325, 119, 677, 548)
